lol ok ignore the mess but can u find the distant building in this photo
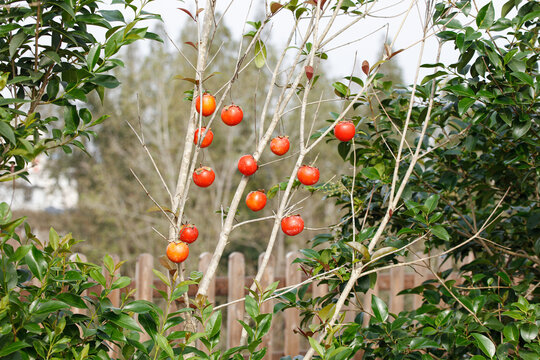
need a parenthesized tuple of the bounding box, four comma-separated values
(0, 155, 78, 212)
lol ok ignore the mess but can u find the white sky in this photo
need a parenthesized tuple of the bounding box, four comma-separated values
(137, 0, 502, 84)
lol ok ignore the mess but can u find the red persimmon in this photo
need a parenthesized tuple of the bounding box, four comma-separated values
(179, 224, 198, 243)
(193, 166, 215, 187)
(281, 215, 304, 236)
(194, 93, 216, 117)
(166, 242, 189, 263)
(238, 155, 258, 176)
(221, 104, 243, 126)
(297, 165, 320, 185)
(194, 127, 214, 148)
(270, 136, 290, 156)
(334, 121, 356, 142)
(246, 191, 267, 212)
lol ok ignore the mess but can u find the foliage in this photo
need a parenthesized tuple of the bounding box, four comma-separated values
(0, 201, 276, 359)
(0, 193, 276, 360)
(281, 0, 539, 359)
(0, 0, 161, 182)
(0, 203, 146, 359)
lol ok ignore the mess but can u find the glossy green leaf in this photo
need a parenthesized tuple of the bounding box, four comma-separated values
(156, 333, 174, 358)
(361, 167, 380, 180)
(0, 342, 30, 357)
(25, 246, 48, 280)
(34, 300, 70, 315)
(49, 227, 60, 250)
(9, 32, 26, 58)
(108, 313, 141, 332)
(87, 44, 101, 71)
(410, 337, 439, 349)
(424, 194, 440, 214)
(477, 2, 495, 29)
(503, 324, 519, 342)
(308, 337, 325, 358)
(56, 293, 87, 309)
(472, 333, 495, 359)
(371, 294, 388, 322)
(0, 122, 16, 145)
(431, 225, 450, 241)
(520, 323, 538, 342)
(370, 247, 397, 261)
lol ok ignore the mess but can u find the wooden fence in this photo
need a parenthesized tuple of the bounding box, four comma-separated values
(64, 250, 472, 360)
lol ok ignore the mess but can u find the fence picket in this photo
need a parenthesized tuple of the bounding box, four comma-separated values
(57, 250, 463, 358)
(136, 253, 153, 342)
(199, 252, 215, 303)
(227, 252, 245, 348)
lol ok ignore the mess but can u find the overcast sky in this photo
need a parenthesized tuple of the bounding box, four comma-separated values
(134, 0, 501, 84)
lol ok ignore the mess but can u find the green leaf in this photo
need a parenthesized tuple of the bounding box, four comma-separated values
(0, 341, 30, 357)
(410, 337, 439, 349)
(156, 333, 174, 358)
(11, 245, 31, 262)
(89, 269, 106, 287)
(245, 295, 259, 320)
(152, 269, 170, 287)
(445, 85, 475, 97)
(43, 50, 61, 64)
(123, 300, 156, 313)
(332, 82, 350, 97)
(0, 122, 16, 145)
(34, 300, 70, 315)
(90, 114, 110, 126)
(318, 304, 336, 322)
(371, 294, 388, 322)
(206, 311, 222, 337)
(472, 333, 495, 359)
(0, 98, 31, 106)
(501, 0, 515, 17)
(308, 337, 325, 358)
(511, 72, 534, 86)
(47, 77, 60, 99)
(520, 323, 538, 342)
(254, 40, 267, 69)
(361, 167, 380, 180)
(64, 105, 79, 132)
(424, 194, 440, 214)
(49, 227, 60, 250)
(476, 2, 495, 29)
(431, 225, 450, 241)
(100, 10, 125, 22)
(503, 324, 519, 342)
(25, 246, 47, 280)
(56, 293, 87, 309)
(512, 120, 531, 139)
(89, 75, 120, 88)
(108, 313, 141, 332)
(458, 97, 475, 115)
(112, 276, 131, 290)
(9, 32, 26, 58)
(53, 1, 75, 18)
(87, 44, 101, 71)
(345, 242, 370, 260)
(370, 247, 397, 261)
(337, 141, 350, 160)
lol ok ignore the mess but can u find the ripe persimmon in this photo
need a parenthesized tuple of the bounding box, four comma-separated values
(166, 242, 189, 263)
